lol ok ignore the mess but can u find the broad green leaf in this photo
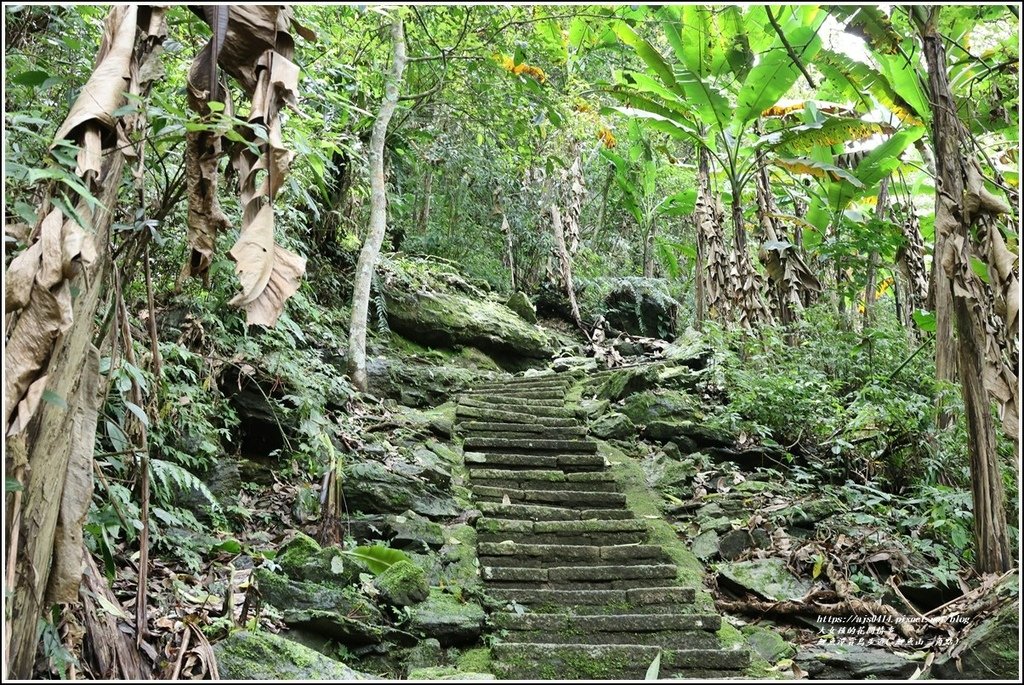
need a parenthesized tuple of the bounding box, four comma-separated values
(876, 52, 931, 125)
(831, 6, 901, 55)
(733, 21, 824, 130)
(613, 22, 677, 93)
(773, 157, 864, 187)
(344, 545, 410, 575)
(764, 117, 891, 154)
(815, 49, 925, 125)
(124, 400, 149, 427)
(912, 309, 936, 332)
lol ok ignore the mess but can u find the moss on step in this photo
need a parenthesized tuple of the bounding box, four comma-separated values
(718, 621, 779, 679)
(597, 439, 708, 603)
(408, 665, 495, 680)
(456, 647, 492, 673)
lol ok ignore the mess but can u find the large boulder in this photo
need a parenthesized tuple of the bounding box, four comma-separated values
(384, 288, 553, 367)
(505, 292, 537, 324)
(215, 631, 372, 680)
(602, 278, 680, 339)
(622, 390, 702, 425)
(343, 460, 459, 518)
(795, 643, 916, 679)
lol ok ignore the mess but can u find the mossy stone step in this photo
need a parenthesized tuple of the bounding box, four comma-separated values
(487, 586, 696, 612)
(459, 399, 575, 418)
(500, 630, 725, 649)
(477, 501, 633, 523)
(463, 437, 597, 454)
(483, 563, 676, 586)
(472, 487, 625, 508)
(473, 377, 573, 392)
(491, 612, 720, 633)
(490, 643, 750, 679)
(455, 404, 579, 426)
(478, 542, 666, 564)
(470, 476, 619, 494)
(462, 394, 565, 407)
(464, 452, 605, 471)
(470, 468, 615, 484)
(459, 421, 588, 437)
(476, 518, 648, 546)
(460, 387, 565, 397)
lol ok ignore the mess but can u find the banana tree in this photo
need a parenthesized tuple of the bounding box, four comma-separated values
(611, 5, 828, 328)
(600, 122, 695, 278)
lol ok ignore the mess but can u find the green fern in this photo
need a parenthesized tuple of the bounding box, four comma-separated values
(371, 272, 391, 336)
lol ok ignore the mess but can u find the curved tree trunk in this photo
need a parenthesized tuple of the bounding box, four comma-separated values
(348, 16, 407, 392)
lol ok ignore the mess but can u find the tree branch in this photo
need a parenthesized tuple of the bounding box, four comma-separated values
(765, 6, 816, 89)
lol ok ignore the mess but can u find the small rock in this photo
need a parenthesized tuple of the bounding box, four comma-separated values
(409, 590, 486, 646)
(743, 626, 796, 663)
(579, 398, 610, 420)
(375, 560, 430, 607)
(590, 412, 636, 440)
(718, 528, 771, 561)
(717, 559, 812, 601)
(795, 643, 916, 679)
(215, 631, 372, 680)
(690, 530, 719, 561)
(388, 510, 446, 550)
(404, 639, 442, 670)
(505, 292, 538, 324)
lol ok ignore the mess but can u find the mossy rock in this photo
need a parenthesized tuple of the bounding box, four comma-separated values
(591, 366, 659, 401)
(456, 647, 492, 673)
(342, 460, 459, 518)
(437, 524, 481, 592)
(214, 631, 371, 680)
(505, 291, 537, 324)
(743, 625, 796, 663)
(932, 574, 1018, 679)
(408, 666, 495, 680)
(388, 510, 446, 550)
(717, 559, 812, 602)
(590, 412, 635, 440)
(374, 560, 429, 607)
(409, 589, 486, 646)
(254, 569, 385, 644)
(383, 286, 553, 366)
(277, 533, 360, 585)
(622, 389, 702, 426)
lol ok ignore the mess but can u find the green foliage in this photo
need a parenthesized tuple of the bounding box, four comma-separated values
(342, 545, 412, 575)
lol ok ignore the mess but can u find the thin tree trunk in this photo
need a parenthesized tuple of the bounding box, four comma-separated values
(348, 16, 406, 392)
(642, 220, 656, 277)
(918, 8, 1013, 573)
(551, 204, 583, 330)
(4, 7, 167, 677)
(416, 162, 434, 234)
(729, 190, 771, 329)
(863, 176, 891, 331)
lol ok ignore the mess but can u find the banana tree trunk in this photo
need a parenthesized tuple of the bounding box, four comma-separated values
(3, 7, 167, 677)
(919, 8, 1015, 573)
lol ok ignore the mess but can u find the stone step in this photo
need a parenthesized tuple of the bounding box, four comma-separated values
(463, 388, 566, 400)
(491, 643, 750, 679)
(476, 517, 648, 546)
(487, 586, 696, 614)
(471, 479, 619, 495)
(491, 612, 720, 633)
(456, 402, 578, 423)
(455, 404, 579, 427)
(499, 630, 724, 649)
(462, 394, 565, 408)
(478, 542, 667, 565)
(463, 437, 597, 454)
(470, 468, 616, 487)
(473, 487, 626, 509)
(459, 421, 588, 437)
(483, 563, 677, 588)
(476, 502, 633, 524)
(458, 397, 573, 419)
(465, 452, 605, 471)
(473, 377, 572, 392)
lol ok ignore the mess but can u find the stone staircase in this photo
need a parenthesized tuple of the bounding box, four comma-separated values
(456, 372, 750, 679)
